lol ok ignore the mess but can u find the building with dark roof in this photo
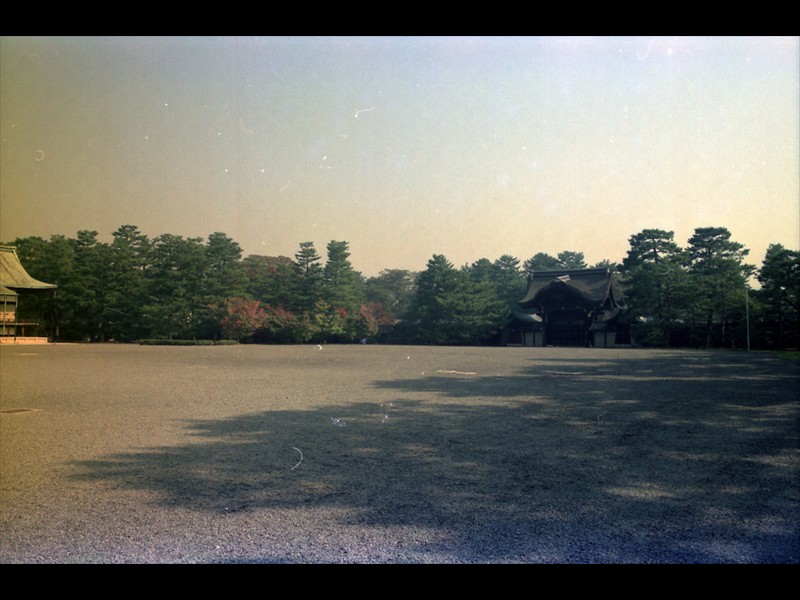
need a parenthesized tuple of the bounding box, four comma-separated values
(507, 267, 629, 347)
(0, 245, 57, 344)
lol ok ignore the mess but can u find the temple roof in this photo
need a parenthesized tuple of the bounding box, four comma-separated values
(510, 310, 543, 324)
(0, 246, 57, 294)
(518, 267, 624, 310)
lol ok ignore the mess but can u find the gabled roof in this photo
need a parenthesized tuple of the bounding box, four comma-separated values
(518, 268, 623, 309)
(0, 246, 57, 293)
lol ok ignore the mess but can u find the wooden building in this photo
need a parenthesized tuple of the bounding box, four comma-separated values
(0, 245, 57, 344)
(507, 267, 629, 348)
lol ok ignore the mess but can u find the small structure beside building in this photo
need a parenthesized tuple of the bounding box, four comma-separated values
(506, 267, 629, 348)
(0, 245, 57, 344)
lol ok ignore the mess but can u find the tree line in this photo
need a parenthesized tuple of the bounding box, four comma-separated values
(619, 227, 798, 349)
(5, 224, 798, 349)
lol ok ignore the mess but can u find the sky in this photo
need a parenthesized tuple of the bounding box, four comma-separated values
(1, 36, 798, 277)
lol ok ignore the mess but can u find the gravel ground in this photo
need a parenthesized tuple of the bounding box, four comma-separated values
(1, 343, 798, 564)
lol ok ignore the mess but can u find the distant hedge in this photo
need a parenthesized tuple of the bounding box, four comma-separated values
(138, 339, 239, 346)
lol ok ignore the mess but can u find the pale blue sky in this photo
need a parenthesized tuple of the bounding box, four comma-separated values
(1, 36, 797, 276)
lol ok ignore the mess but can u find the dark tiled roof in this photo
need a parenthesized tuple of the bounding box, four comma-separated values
(518, 268, 622, 308)
(510, 310, 543, 324)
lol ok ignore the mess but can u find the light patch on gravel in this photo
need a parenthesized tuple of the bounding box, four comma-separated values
(603, 483, 678, 500)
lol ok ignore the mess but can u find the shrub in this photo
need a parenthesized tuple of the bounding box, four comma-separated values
(138, 339, 238, 346)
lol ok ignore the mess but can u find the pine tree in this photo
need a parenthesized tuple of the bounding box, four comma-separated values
(403, 254, 506, 345)
(686, 227, 753, 348)
(755, 243, 800, 348)
(143, 234, 206, 339)
(556, 251, 587, 270)
(620, 229, 690, 346)
(490, 254, 527, 310)
(292, 241, 324, 314)
(107, 225, 151, 341)
(323, 240, 365, 312)
(523, 252, 560, 275)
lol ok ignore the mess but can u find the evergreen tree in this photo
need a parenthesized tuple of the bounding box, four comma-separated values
(106, 225, 151, 341)
(460, 260, 513, 344)
(686, 227, 753, 348)
(523, 252, 560, 275)
(39, 235, 76, 341)
(556, 250, 587, 270)
(402, 254, 459, 344)
(9, 236, 51, 281)
(592, 259, 619, 271)
(323, 240, 365, 313)
(70, 231, 113, 341)
(201, 232, 246, 338)
(620, 229, 691, 346)
(755, 243, 800, 349)
(242, 255, 297, 309)
(622, 229, 684, 269)
(403, 254, 506, 345)
(490, 254, 527, 310)
(292, 241, 324, 314)
(204, 232, 246, 300)
(524, 251, 587, 275)
(468, 258, 494, 282)
(143, 234, 206, 339)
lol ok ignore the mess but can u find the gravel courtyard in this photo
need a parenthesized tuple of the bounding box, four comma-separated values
(1, 343, 798, 564)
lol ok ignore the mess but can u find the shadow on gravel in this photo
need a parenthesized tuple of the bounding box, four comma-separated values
(71, 351, 799, 563)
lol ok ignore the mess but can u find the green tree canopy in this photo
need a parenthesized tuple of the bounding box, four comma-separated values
(364, 269, 417, 321)
(242, 255, 297, 309)
(755, 243, 800, 348)
(686, 227, 754, 348)
(620, 229, 691, 346)
(523, 250, 587, 274)
(204, 232, 246, 300)
(556, 251, 587, 270)
(292, 241, 324, 314)
(523, 252, 560, 274)
(402, 254, 506, 345)
(142, 234, 206, 339)
(490, 254, 527, 309)
(70, 231, 114, 341)
(622, 229, 684, 270)
(6, 223, 794, 349)
(106, 225, 152, 341)
(323, 240, 365, 312)
(402, 254, 460, 344)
